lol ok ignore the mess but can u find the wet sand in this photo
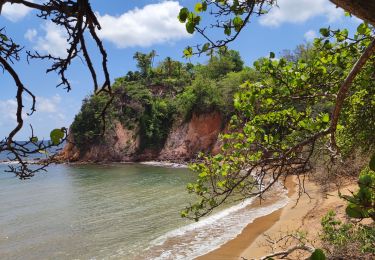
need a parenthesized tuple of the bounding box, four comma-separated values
(198, 177, 297, 260)
(199, 175, 356, 260)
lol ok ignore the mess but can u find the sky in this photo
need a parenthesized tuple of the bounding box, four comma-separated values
(0, 0, 362, 140)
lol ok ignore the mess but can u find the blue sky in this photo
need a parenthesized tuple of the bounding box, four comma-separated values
(0, 0, 362, 140)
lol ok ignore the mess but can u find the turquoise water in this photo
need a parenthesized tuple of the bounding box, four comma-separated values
(0, 163, 195, 259)
(0, 163, 288, 259)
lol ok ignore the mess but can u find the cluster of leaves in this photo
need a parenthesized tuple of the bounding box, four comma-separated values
(182, 22, 375, 220)
(178, 0, 274, 57)
(341, 157, 375, 221)
(70, 50, 252, 152)
(320, 210, 374, 259)
(316, 156, 375, 259)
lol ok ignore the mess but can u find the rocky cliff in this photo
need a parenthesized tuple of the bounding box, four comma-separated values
(58, 112, 225, 163)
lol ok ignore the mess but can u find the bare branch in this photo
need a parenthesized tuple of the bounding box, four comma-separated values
(0, 0, 112, 178)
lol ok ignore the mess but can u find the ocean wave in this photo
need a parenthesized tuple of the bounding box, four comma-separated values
(140, 161, 188, 169)
(0, 160, 40, 165)
(0, 161, 20, 165)
(142, 184, 289, 260)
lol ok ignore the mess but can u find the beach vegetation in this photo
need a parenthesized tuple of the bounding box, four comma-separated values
(70, 50, 253, 151)
(182, 22, 375, 220)
(320, 210, 375, 259)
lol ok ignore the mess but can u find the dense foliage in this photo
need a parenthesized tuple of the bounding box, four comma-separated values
(321, 210, 374, 259)
(71, 50, 258, 151)
(182, 22, 375, 220)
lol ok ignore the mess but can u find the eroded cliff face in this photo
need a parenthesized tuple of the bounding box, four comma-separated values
(59, 112, 225, 162)
(158, 112, 222, 160)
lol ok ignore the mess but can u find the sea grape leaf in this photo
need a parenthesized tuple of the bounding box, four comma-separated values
(346, 204, 366, 219)
(183, 47, 193, 58)
(30, 136, 38, 143)
(233, 16, 243, 32)
(224, 25, 231, 36)
(178, 8, 189, 22)
(319, 28, 330, 37)
(322, 114, 330, 123)
(195, 2, 204, 13)
(186, 22, 195, 34)
(202, 43, 210, 52)
(310, 249, 326, 260)
(50, 128, 65, 145)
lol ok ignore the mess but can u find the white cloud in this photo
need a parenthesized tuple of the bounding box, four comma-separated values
(24, 28, 38, 42)
(96, 1, 191, 48)
(0, 94, 67, 139)
(304, 30, 317, 41)
(36, 95, 61, 113)
(0, 99, 18, 124)
(2, 2, 33, 22)
(32, 22, 68, 57)
(259, 0, 343, 27)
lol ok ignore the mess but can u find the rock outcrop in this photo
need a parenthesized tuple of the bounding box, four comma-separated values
(158, 112, 222, 160)
(59, 112, 225, 163)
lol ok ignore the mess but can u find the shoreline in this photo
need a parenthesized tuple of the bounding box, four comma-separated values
(197, 176, 297, 260)
(0, 159, 191, 169)
(199, 175, 356, 260)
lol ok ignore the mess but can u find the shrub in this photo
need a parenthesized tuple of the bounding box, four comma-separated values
(321, 210, 375, 259)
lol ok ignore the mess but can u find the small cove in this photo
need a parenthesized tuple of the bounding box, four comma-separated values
(0, 163, 287, 259)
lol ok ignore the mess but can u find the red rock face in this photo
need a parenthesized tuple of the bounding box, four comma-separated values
(79, 121, 141, 162)
(59, 112, 225, 162)
(158, 112, 223, 160)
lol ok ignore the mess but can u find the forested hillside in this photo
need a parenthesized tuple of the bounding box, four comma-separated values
(60, 49, 260, 161)
(62, 25, 375, 168)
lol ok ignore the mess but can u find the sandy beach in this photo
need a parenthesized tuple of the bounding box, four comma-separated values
(199, 175, 356, 260)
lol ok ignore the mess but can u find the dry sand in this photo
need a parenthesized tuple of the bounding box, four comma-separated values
(198, 176, 357, 260)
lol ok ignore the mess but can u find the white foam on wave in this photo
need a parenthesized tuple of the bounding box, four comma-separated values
(144, 184, 289, 260)
(140, 161, 188, 169)
(0, 161, 19, 165)
(0, 160, 39, 165)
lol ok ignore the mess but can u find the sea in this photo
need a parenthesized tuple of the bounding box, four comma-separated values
(0, 146, 288, 259)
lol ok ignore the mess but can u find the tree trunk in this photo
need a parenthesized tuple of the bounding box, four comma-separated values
(330, 0, 375, 26)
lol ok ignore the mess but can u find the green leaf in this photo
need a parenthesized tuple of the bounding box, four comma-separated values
(319, 28, 330, 37)
(224, 25, 231, 36)
(178, 8, 189, 22)
(322, 114, 330, 123)
(180, 210, 188, 218)
(30, 137, 38, 143)
(346, 204, 365, 219)
(336, 29, 348, 42)
(186, 22, 195, 34)
(300, 74, 308, 81)
(269, 52, 275, 59)
(183, 47, 193, 58)
(310, 249, 326, 260)
(201, 42, 210, 52)
(195, 2, 203, 13)
(232, 16, 243, 32)
(0, 34, 8, 41)
(358, 174, 373, 188)
(202, 2, 207, 11)
(357, 23, 367, 35)
(50, 128, 65, 145)
(369, 153, 375, 171)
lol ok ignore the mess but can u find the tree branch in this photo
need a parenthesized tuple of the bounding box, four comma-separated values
(330, 38, 375, 149)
